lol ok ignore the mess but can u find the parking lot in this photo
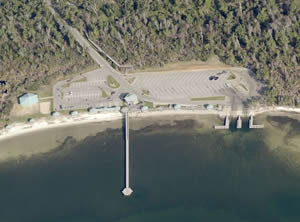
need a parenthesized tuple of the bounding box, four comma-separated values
(54, 69, 124, 110)
(131, 68, 259, 107)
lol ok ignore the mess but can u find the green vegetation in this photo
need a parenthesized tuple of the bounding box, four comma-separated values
(0, 0, 95, 121)
(144, 101, 154, 108)
(101, 89, 108, 98)
(240, 84, 249, 91)
(142, 89, 151, 95)
(191, 96, 226, 101)
(227, 73, 236, 80)
(72, 76, 87, 83)
(107, 75, 120, 88)
(52, 0, 300, 106)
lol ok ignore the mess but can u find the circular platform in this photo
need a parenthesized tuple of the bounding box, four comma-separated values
(122, 187, 133, 196)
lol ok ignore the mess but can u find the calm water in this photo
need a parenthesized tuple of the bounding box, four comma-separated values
(0, 116, 300, 222)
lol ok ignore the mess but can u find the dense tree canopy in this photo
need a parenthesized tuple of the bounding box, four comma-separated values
(53, 0, 300, 106)
(0, 0, 95, 117)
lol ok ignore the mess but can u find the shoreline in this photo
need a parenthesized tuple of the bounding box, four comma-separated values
(0, 106, 299, 143)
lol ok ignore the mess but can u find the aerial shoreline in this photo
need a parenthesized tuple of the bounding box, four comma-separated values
(0, 106, 299, 143)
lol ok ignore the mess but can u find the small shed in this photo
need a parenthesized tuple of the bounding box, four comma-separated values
(141, 106, 149, 112)
(205, 104, 214, 110)
(173, 104, 181, 110)
(88, 108, 97, 114)
(70, 111, 78, 116)
(51, 111, 60, 116)
(124, 93, 138, 105)
(18, 93, 38, 107)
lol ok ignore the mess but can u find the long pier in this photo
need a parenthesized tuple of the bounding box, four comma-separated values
(122, 112, 133, 196)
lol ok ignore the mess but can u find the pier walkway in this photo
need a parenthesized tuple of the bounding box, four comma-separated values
(122, 112, 133, 196)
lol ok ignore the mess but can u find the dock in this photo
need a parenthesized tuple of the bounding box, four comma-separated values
(237, 116, 242, 129)
(122, 112, 133, 196)
(214, 115, 230, 129)
(249, 115, 264, 128)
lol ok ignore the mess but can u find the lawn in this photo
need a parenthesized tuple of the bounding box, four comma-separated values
(227, 72, 236, 80)
(107, 75, 120, 88)
(191, 96, 225, 101)
(102, 89, 108, 98)
(144, 101, 154, 108)
(240, 84, 248, 91)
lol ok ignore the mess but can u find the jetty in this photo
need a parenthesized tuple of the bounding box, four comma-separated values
(122, 111, 133, 196)
(214, 115, 230, 129)
(249, 115, 264, 129)
(237, 116, 242, 129)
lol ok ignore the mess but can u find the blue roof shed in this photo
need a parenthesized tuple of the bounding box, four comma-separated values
(18, 93, 38, 107)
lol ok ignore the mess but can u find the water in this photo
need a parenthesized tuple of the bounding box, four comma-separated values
(0, 115, 299, 222)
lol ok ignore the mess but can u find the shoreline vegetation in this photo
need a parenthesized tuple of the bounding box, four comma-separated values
(0, 107, 300, 162)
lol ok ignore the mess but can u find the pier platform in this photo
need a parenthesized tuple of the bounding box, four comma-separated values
(214, 115, 230, 129)
(249, 115, 264, 129)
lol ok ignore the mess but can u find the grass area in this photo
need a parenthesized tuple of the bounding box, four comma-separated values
(227, 72, 236, 80)
(107, 75, 120, 88)
(240, 83, 248, 91)
(144, 101, 154, 108)
(71, 76, 87, 83)
(191, 96, 225, 101)
(294, 0, 300, 7)
(134, 56, 230, 73)
(142, 89, 151, 95)
(102, 89, 108, 98)
(127, 76, 136, 84)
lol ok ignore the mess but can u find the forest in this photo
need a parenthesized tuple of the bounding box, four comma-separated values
(52, 0, 300, 106)
(0, 0, 95, 118)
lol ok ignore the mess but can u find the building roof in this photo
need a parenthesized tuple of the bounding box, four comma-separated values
(19, 93, 38, 106)
(124, 93, 138, 103)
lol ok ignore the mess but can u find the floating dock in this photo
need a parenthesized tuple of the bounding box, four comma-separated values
(122, 112, 133, 196)
(214, 115, 230, 129)
(237, 116, 242, 129)
(249, 115, 264, 129)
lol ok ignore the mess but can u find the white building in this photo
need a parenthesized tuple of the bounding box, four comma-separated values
(124, 93, 138, 106)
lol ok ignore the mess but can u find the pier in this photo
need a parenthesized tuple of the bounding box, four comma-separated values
(237, 116, 242, 129)
(214, 115, 230, 129)
(122, 112, 133, 196)
(249, 115, 264, 129)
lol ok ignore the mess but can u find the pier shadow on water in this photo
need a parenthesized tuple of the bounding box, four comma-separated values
(0, 116, 299, 222)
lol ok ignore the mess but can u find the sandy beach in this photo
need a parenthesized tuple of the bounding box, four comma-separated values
(0, 106, 299, 162)
(1, 106, 299, 142)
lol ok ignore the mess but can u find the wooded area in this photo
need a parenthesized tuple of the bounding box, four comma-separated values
(0, 0, 95, 118)
(52, 0, 300, 106)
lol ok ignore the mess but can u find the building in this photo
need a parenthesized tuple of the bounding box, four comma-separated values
(51, 111, 60, 117)
(70, 111, 78, 116)
(18, 93, 38, 107)
(141, 106, 149, 112)
(173, 104, 181, 110)
(124, 93, 138, 106)
(205, 104, 214, 110)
